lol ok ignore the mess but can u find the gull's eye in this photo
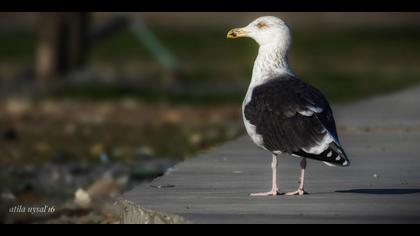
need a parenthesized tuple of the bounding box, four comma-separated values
(256, 21, 268, 29)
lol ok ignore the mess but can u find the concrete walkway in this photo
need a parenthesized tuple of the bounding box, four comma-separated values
(120, 86, 420, 224)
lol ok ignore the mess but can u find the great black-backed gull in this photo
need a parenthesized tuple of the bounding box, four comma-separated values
(227, 16, 350, 196)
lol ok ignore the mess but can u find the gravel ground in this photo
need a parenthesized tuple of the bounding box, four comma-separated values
(0, 98, 243, 223)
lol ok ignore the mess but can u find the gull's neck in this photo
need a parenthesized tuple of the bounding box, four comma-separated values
(250, 43, 294, 88)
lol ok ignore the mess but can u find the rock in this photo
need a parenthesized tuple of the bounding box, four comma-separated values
(131, 163, 163, 180)
(74, 188, 91, 208)
(87, 175, 119, 201)
(49, 169, 61, 183)
(5, 98, 30, 116)
(135, 146, 154, 159)
(189, 133, 202, 145)
(163, 110, 182, 124)
(1, 192, 16, 201)
(116, 175, 129, 187)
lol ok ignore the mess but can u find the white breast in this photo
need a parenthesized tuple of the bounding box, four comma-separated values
(242, 91, 266, 150)
(241, 44, 293, 153)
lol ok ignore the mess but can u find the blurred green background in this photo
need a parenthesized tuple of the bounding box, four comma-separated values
(1, 12, 420, 223)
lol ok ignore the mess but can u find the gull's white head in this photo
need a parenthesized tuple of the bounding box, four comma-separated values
(227, 16, 291, 50)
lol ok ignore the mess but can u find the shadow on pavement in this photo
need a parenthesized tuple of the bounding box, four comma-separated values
(336, 189, 420, 195)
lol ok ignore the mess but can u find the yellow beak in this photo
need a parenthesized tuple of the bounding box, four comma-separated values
(227, 28, 249, 39)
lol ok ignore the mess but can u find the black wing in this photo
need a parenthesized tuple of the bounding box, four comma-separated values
(244, 74, 349, 166)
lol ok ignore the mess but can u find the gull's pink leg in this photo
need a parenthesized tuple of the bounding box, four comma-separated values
(286, 158, 308, 196)
(250, 155, 280, 196)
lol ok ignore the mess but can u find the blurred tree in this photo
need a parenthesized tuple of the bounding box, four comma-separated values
(36, 12, 91, 83)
